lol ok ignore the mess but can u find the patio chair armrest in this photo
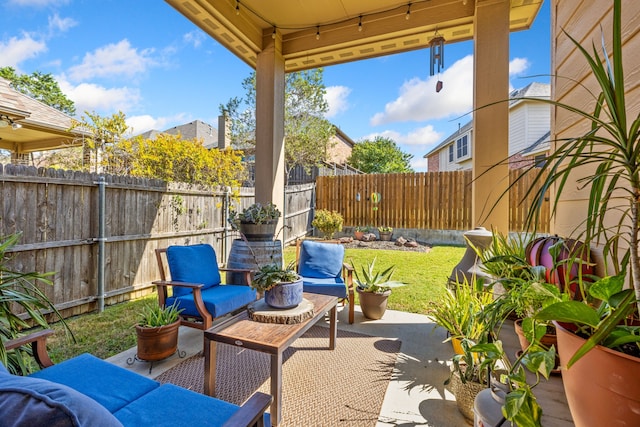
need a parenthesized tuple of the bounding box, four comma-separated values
(222, 391, 272, 427)
(219, 268, 253, 287)
(4, 329, 55, 369)
(152, 280, 204, 289)
(342, 263, 354, 287)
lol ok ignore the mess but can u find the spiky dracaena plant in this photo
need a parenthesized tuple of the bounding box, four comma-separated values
(0, 233, 71, 374)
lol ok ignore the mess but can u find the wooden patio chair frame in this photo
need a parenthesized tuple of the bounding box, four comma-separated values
(153, 247, 255, 331)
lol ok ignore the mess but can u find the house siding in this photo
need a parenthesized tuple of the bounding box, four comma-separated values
(551, 0, 640, 236)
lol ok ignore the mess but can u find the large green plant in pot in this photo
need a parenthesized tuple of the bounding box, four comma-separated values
(0, 233, 70, 374)
(505, 1, 640, 425)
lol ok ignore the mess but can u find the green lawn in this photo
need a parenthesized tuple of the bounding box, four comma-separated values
(45, 245, 464, 363)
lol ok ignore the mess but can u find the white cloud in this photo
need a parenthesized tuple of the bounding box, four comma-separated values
(324, 85, 351, 118)
(48, 13, 77, 34)
(67, 39, 156, 82)
(370, 55, 474, 126)
(411, 156, 429, 172)
(58, 77, 141, 113)
(361, 125, 442, 147)
(183, 30, 206, 48)
(0, 34, 47, 69)
(509, 57, 530, 76)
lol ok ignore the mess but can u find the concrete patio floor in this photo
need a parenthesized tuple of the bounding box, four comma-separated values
(107, 305, 573, 426)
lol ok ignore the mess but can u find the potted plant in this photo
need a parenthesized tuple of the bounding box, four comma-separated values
(353, 225, 370, 241)
(135, 301, 183, 362)
(252, 262, 302, 309)
(229, 202, 281, 241)
(504, 2, 640, 424)
(352, 257, 405, 320)
(378, 226, 393, 241)
(311, 209, 343, 240)
(0, 233, 72, 374)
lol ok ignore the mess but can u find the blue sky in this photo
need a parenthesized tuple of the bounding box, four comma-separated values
(0, 0, 550, 172)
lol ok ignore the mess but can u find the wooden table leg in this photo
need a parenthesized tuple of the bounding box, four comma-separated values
(271, 351, 283, 426)
(204, 338, 217, 396)
(329, 304, 337, 350)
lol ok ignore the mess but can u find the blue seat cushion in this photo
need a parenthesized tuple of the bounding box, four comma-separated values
(114, 384, 270, 427)
(31, 354, 159, 414)
(166, 244, 221, 297)
(298, 240, 345, 279)
(167, 284, 256, 319)
(302, 276, 347, 299)
(0, 363, 122, 427)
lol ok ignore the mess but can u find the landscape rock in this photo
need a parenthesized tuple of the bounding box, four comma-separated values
(395, 236, 407, 246)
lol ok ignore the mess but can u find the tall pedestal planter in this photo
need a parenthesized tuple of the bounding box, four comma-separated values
(356, 288, 391, 320)
(555, 321, 640, 427)
(238, 221, 277, 241)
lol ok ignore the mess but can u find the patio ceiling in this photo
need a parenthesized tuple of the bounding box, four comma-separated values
(165, 0, 543, 72)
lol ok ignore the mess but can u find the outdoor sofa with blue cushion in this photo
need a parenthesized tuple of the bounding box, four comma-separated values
(153, 244, 257, 332)
(295, 239, 354, 323)
(0, 329, 271, 427)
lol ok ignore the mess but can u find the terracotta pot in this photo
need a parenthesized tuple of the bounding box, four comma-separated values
(135, 320, 180, 362)
(554, 321, 640, 427)
(354, 231, 365, 240)
(265, 278, 303, 309)
(239, 221, 277, 241)
(356, 288, 390, 320)
(514, 318, 560, 372)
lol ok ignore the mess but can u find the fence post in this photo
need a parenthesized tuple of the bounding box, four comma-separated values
(96, 176, 106, 312)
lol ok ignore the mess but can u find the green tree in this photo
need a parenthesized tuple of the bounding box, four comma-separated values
(114, 133, 245, 188)
(0, 67, 75, 115)
(220, 69, 335, 179)
(69, 111, 130, 172)
(347, 136, 414, 173)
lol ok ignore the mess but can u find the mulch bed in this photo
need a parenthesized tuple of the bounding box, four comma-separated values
(339, 237, 432, 253)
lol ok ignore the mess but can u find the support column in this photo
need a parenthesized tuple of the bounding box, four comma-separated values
(255, 30, 286, 227)
(472, 0, 510, 233)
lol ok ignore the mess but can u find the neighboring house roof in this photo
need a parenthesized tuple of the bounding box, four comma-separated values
(522, 130, 551, 155)
(138, 120, 218, 149)
(0, 78, 87, 154)
(424, 120, 473, 158)
(424, 82, 551, 159)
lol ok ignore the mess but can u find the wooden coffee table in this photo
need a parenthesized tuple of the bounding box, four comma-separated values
(203, 292, 339, 426)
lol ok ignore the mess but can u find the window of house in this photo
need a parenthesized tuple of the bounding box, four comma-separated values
(534, 154, 546, 168)
(456, 135, 469, 160)
(448, 145, 454, 162)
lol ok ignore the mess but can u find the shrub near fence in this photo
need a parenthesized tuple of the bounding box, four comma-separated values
(316, 170, 549, 233)
(0, 164, 313, 319)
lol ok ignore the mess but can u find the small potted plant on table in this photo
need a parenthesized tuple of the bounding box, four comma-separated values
(353, 257, 405, 319)
(252, 262, 303, 309)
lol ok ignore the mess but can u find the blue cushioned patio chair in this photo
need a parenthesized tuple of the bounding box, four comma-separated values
(153, 244, 257, 332)
(1, 329, 271, 427)
(295, 239, 354, 324)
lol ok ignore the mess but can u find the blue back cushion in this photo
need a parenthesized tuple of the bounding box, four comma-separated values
(299, 240, 344, 279)
(0, 365, 123, 427)
(166, 244, 221, 297)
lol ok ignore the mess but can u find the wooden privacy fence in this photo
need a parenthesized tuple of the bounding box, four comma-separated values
(0, 164, 314, 319)
(316, 170, 550, 232)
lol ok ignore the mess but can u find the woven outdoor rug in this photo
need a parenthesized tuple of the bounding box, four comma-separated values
(155, 325, 401, 426)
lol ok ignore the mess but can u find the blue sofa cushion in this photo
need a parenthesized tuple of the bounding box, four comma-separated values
(115, 384, 270, 427)
(167, 284, 256, 318)
(302, 277, 347, 299)
(0, 366, 122, 427)
(166, 244, 221, 297)
(30, 354, 159, 414)
(298, 240, 344, 279)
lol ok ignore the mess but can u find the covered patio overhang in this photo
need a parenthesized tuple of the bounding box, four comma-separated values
(166, 0, 544, 232)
